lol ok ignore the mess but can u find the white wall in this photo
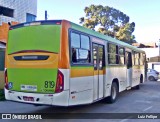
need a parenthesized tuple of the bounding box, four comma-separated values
(140, 48, 159, 58)
(140, 48, 160, 71)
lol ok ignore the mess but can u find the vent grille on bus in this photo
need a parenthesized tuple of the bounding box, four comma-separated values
(14, 55, 49, 61)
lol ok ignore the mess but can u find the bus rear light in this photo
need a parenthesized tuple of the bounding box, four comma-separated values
(4, 69, 8, 90)
(55, 70, 64, 93)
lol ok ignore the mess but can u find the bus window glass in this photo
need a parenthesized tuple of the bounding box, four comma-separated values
(119, 48, 124, 55)
(126, 52, 132, 68)
(108, 43, 118, 64)
(99, 46, 103, 69)
(76, 49, 90, 63)
(109, 44, 116, 53)
(119, 47, 125, 65)
(72, 48, 90, 63)
(93, 45, 98, 69)
(0, 50, 5, 71)
(119, 56, 125, 65)
(135, 52, 139, 65)
(72, 48, 77, 63)
(143, 53, 146, 65)
(140, 53, 144, 65)
(108, 54, 117, 64)
(71, 32, 91, 64)
(81, 35, 90, 50)
(71, 32, 80, 48)
(132, 52, 135, 65)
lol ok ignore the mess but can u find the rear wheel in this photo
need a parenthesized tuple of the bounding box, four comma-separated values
(148, 76, 155, 81)
(106, 82, 118, 103)
(140, 75, 143, 83)
(135, 85, 140, 90)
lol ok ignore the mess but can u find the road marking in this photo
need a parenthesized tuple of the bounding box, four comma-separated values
(120, 119, 129, 122)
(143, 106, 153, 112)
(135, 100, 151, 104)
(120, 116, 133, 122)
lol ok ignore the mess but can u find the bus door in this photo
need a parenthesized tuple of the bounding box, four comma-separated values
(93, 43, 105, 100)
(126, 51, 132, 88)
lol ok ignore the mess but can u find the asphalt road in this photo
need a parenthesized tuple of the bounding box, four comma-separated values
(1, 81, 160, 122)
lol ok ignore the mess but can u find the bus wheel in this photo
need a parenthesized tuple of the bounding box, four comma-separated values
(135, 85, 140, 90)
(140, 75, 143, 83)
(106, 82, 118, 103)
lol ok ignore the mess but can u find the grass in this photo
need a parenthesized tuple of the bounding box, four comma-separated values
(0, 89, 5, 101)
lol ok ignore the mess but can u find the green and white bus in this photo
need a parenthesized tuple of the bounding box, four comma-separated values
(5, 20, 146, 106)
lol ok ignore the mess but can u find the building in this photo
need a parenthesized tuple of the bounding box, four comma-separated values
(0, 0, 37, 43)
(0, 21, 19, 43)
(133, 42, 160, 72)
(132, 42, 158, 48)
(0, 0, 37, 25)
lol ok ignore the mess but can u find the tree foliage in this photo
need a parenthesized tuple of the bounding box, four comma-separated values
(80, 5, 136, 44)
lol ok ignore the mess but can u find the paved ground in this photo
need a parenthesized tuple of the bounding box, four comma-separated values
(1, 81, 160, 122)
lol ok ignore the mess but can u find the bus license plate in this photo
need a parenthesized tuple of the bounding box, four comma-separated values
(23, 96, 34, 102)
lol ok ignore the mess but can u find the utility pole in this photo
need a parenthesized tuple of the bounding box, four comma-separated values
(159, 39, 160, 56)
(45, 10, 48, 20)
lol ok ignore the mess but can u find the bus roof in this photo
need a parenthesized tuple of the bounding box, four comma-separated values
(10, 20, 63, 29)
(69, 21, 145, 53)
(10, 19, 145, 53)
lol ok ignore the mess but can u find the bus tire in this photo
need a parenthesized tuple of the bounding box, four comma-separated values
(106, 82, 118, 103)
(135, 85, 140, 90)
(140, 75, 143, 83)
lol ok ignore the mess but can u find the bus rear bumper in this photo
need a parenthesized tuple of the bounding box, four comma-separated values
(5, 88, 69, 106)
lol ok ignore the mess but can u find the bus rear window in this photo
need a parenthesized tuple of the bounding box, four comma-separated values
(7, 25, 61, 54)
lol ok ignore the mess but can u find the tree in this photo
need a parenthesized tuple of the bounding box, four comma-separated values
(80, 4, 136, 44)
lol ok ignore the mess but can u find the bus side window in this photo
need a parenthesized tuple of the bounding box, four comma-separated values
(119, 47, 125, 65)
(126, 52, 132, 68)
(108, 43, 119, 64)
(87, 50, 91, 63)
(70, 31, 91, 64)
(70, 32, 80, 63)
(134, 52, 139, 65)
(98, 46, 104, 70)
(72, 48, 77, 63)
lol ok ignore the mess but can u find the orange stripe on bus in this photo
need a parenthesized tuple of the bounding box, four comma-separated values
(71, 68, 106, 78)
(94, 69, 106, 75)
(71, 68, 94, 78)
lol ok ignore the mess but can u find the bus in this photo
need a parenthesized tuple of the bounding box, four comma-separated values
(5, 20, 146, 106)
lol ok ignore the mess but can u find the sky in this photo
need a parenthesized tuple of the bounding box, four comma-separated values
(37, 0, 160, 43)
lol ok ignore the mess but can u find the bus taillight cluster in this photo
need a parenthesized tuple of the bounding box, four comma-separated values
(55, 70, 64, 93)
